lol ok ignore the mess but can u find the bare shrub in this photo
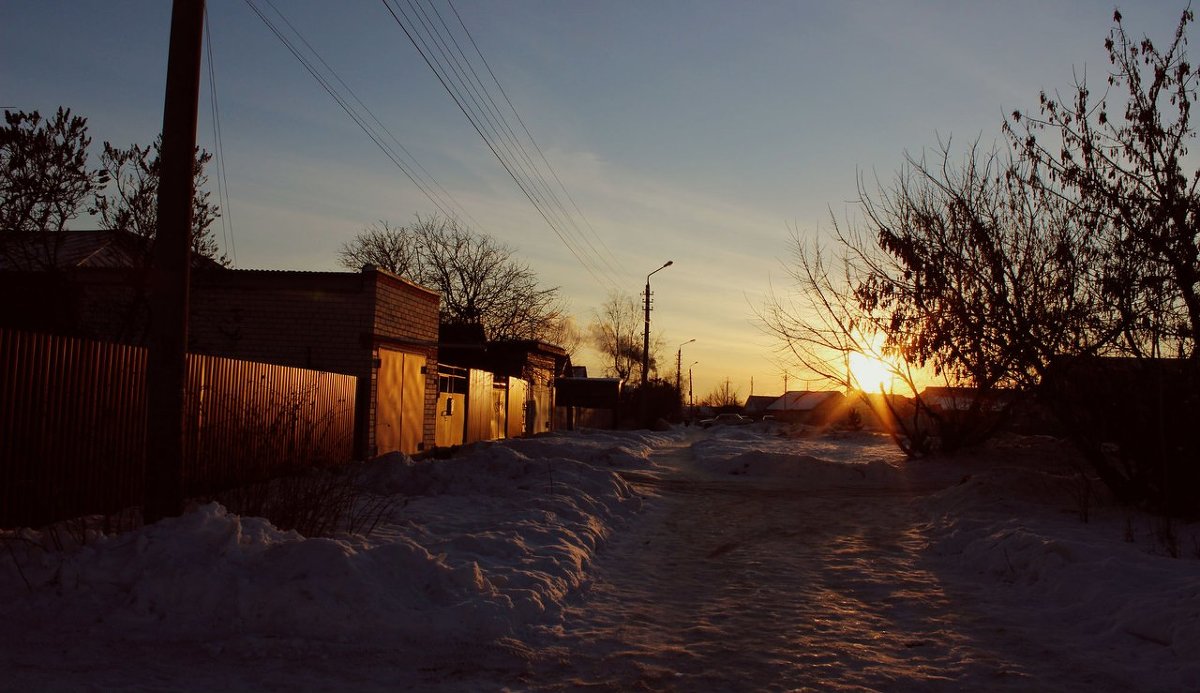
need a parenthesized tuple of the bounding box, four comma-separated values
(214, 465, 401, 539)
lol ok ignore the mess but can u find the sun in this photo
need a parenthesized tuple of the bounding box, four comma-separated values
(848, 350, 895, 392)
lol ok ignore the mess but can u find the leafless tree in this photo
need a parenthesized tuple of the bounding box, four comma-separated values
(338, 215, 564, 342)
(541, 314, 584, 361)
(336, 220, 418, 276)
(93, 137, 225, 265)
(1, 108, 103, 236)
(702, 379, 741, 408)
(587, 290, 642, 381)
(857, 139, 1106, 390)
(1007, 7, 1200, 360)
(1006, 7, 1200, 513)
(759, 225, 937, 455)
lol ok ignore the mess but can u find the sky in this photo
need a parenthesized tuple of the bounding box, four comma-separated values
(2, 0, 1190, 399)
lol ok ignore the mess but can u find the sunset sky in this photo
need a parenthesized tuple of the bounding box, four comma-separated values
(3, 1, 1187, 398)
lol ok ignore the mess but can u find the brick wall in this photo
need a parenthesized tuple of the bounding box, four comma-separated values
(189, 268, 440, 458)
(189, 270, 374, 376)
(2, 266, 442, 461)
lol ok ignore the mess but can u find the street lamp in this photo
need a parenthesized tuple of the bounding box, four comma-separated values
(675, 338, 695, 394)
(688, 361, 699, 422)
(641, 260, 673, 389)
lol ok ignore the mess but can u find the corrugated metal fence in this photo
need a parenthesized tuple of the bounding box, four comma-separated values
(1, 328, 356, 528)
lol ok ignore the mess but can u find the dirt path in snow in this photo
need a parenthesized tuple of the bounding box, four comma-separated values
(511, 434, 1135, 692)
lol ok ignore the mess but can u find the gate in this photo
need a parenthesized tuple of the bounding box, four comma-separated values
(375, 348, 426, 455)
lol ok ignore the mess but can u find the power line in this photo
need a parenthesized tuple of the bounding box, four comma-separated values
(445, 0, 624, 281)
(204, 7, 237, 266)
(245, 0, 481, 230)
(380, 0, 625, 292)
(261, 0, 485, 233)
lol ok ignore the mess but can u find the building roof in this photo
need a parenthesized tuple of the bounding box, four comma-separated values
(743, 394, 779, 412)
(0, 229, 225, 271)
(765, 390, 844, 411)
(919, 386, 1017, 411)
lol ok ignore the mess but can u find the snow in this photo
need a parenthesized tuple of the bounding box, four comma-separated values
(1, 424, 1197, 690)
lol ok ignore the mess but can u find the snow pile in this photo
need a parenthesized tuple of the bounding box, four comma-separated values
(690, 426, 904, 483)
(922, 443, 1200, 688)
(5, 426, 1199, 690)
(0, 430, 658, 654)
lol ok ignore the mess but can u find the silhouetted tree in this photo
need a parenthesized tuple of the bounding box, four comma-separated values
(542, 314, 584, 361)
(1, 108, 105, 235)
(859, 140, 1107, 451)
(1007, 6, 1200, 513)
(93, 137, 225, 264)
(338, 215, 565, 342)
(759, 227, 939, 456)
(765, 7, 1200, 511)
(335, 220, 418, 275)
(763, 143, 1106, 456)
(702, 379, 741, 408)
(588, 291, 640, 381)
(1008, 7, 1200, 360)
(588, 290, 662, 382)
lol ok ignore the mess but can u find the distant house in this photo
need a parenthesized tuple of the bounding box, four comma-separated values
(743, 394, 778, 417)
(919, 386, 1015, 413)
(766, 390, 847, 424)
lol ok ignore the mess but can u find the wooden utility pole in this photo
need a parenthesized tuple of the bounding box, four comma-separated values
(144, 0, 205, 523)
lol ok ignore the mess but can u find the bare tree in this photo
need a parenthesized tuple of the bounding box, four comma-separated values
(1007, 7, 1200, 360)
(93, 137, 225, 264)
(759, 226, 938, 455)
(857, 139, 1105, 391)
(541, 314, 584, 361)
(762, 134, 1111, 455)
(1, 108, 103, 236)
(588, 290, 641, 381)
(338, 215, 564, 342)
(1006, 7, 1200, 513)
(702, 379, 741, 408)
(336, 220, 418, 276)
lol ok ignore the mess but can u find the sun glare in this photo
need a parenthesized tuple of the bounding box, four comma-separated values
(848, 350, 895, 392)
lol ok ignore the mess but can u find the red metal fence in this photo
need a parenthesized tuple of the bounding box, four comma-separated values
(1, 329, 356, 528)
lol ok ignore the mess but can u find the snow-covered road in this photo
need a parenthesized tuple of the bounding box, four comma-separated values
(2, 425, 1197, 691)
(508, 435, 1133, 691)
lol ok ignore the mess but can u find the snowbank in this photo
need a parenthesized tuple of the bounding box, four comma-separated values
(921, 438, 1200, 690)
(690, 426, 904, 483)
(0, 430, 669, 656)
(4, 426, 1198, 690)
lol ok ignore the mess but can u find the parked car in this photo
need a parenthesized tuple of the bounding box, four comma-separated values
(700, 413, 752, 428)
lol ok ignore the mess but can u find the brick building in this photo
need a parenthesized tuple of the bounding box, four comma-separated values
(188, 267, 440, 458)
(0, 245, 441, 458)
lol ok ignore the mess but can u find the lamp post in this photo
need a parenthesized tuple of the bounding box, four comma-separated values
(688, 361, 699, 422)
(641, 260, 673, 390)
(675, 337, 695, 404)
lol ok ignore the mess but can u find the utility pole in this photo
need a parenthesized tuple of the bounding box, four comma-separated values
(688, 361, 697, 421)
(639, 260, 672, 425)
(674, 339, 694, 397)
(674, 338, 694, 421)
(144, 0, 205, 523)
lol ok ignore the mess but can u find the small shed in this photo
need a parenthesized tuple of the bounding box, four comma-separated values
(555, 377, 622, 430)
